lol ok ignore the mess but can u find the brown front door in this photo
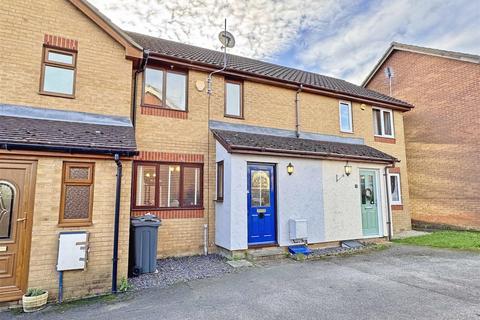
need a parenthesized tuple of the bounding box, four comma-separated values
(0, 160, 35, 302)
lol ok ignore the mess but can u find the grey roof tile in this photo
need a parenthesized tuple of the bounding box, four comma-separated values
(126, 31, 412, 108)
(0, 115, 137, 155)
(212, 129, 396, 162)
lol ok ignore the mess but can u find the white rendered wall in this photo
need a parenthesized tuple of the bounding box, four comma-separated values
(321, 161, 388, 241)
(215, 142, 390, 251)
(214, 143, 232, 249)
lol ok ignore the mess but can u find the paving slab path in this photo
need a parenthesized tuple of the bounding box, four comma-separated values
(4, 244, 480, 320)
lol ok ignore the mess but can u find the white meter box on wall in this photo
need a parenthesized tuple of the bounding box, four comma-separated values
(289, 219, 308, 241)
(57, 231, 89, 271)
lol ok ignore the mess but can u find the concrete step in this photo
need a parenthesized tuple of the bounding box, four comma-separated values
(246, 247, 287, 261)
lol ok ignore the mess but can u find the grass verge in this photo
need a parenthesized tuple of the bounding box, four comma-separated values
(393, 230, 480, 250)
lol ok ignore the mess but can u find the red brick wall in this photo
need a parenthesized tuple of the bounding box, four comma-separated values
(367, 50, 480, 229)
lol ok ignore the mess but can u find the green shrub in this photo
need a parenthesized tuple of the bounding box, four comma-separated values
(118, 278, 133, 293)
(25, 288, 46, 297)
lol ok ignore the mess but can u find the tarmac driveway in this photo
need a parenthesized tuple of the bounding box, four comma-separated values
(5, 244, 480, 320)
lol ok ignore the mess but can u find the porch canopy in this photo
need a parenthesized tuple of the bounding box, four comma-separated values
(212, 129, 397, 164)
(0, 104, 137, 156)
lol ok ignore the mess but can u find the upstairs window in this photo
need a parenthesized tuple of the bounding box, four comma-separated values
(143, 67, 187, 111)
(388, 173, 402, 205)
(40, 47, 77, 97)
(339, 101, 353, 133)
(225, 80, 243, 118)
(373, 108, 394, 138)
(133, 162, 202, 209)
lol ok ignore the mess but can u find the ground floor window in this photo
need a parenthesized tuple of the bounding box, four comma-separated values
(216, 161, 224, 201)
(388, 173, 402, 205)
(59, 162, 95, 226)
(133, 162, 203, 209)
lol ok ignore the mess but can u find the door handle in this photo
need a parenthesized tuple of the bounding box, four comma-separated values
(17, 218, 26, 222)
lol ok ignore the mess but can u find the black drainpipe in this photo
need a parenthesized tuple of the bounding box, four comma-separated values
(112, 153, 122, 293)
(132, 50, 150, 127)
(384, 163, 395, 241)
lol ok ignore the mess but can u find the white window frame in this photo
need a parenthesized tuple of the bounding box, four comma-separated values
(388, 173, 402, 205)
(338, 100, 353, 133)
(373, 107, 395, 138)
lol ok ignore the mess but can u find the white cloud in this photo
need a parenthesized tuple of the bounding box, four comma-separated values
(89, 0, 480, 84)
(297, 0, 480, 83)
(90, 0, 345, 58)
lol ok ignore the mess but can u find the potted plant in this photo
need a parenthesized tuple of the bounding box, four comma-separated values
(22, 288, 48, 313)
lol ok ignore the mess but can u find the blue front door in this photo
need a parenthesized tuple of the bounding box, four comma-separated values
(247, 164, 276, 245)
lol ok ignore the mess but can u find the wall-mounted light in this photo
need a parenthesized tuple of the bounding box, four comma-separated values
(287, 162, 294, 175)
(344, 161, 352, 176)
(336, 161, 352, 182)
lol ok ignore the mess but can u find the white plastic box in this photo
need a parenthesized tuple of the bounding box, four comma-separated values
(289, 219, 308, 241)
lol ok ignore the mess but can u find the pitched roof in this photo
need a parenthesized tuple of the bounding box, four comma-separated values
(212, 129, 396, 163)
(0, 104, 137, 156)
(362, 42, 480, 86)
(68, 0, 142, 58)
(126, 31, 413, 109)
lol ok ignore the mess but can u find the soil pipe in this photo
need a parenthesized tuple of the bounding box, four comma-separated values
(131, 50, 150, 127)
(112, 154, 123, 293)
(295, 84, 303, 138)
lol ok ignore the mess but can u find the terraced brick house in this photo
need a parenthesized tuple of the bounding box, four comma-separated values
(363, 43, 480, 230)
(0, 0, 413, 302)
(0, 0, 142, 301)
(126, 32, 414, 256)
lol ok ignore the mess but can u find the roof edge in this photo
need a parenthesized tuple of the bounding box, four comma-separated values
(68, 0, 143, 59)
(147, 51, 413, 110)
(362, 42, 480, 87)
(0, 103, 133, 127)
(0, 142, 138, 157)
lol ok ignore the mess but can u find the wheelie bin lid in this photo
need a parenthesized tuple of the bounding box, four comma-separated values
(131, 213, 161, 227)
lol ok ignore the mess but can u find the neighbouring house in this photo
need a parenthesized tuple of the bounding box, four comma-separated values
(363, 43, 480, 230)
(0, 0, 142, 301)
(126, 32, 413, 256)
(0, 0, 414, 303)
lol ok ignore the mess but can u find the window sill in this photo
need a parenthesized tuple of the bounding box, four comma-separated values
(141, 104, 188, 112)
(132, 208, 204, 219)
(140, 105, 188, 119)
(391, 204, 403, 210)
(131, 207, 204, 211)
(58, 221, 93, 228)
(224, 114, 244, 120)
(39, 91, 75, 99)
(340, 129, 354, 134)
(374, 136, 396, 144)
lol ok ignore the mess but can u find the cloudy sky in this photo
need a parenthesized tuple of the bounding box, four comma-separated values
(90, 0, 480, 84)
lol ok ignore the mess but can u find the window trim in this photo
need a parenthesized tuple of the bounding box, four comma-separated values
(132, 163, 159, 210)
(132, 161, 203, 210)
(39, 46, 77, 99)
(59, 162, 94, 227)
(338, 100, 353, 133)
(224, 79, 244, 119)
(141, 66, 188, 112)
(373, 107, 395, 138)
(216, 161, 224, 202)
(388, 173, 402, 205)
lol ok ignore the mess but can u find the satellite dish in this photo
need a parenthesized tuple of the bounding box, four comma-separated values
(218, 31, 235, 48)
